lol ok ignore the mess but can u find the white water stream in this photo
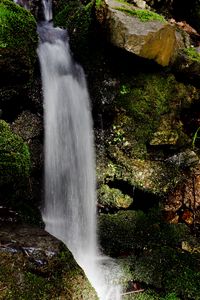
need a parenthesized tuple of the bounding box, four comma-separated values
(37, 1, 122, 299)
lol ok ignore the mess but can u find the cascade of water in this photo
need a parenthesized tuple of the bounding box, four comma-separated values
(36, 1, 122, 299)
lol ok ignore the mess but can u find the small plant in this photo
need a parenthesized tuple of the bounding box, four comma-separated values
(120, 84, 130, 95)
(192, 126, 200, 148)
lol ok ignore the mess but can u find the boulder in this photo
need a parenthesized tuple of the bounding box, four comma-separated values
(96, 0, 186, 66)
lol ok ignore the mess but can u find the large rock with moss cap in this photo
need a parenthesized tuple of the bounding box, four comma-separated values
(96, 0, 186, 66)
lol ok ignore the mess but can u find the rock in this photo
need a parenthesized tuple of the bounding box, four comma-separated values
(165, 149, 199, 168)
(96, 0, 186, 66)
(0, 224, 97, 299)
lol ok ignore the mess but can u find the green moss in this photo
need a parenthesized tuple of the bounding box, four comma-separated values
(184, 47, 200, 62)
(0, 120, 31, 185)
(116, 7, 166, 22)
(0, 0, 38, 83)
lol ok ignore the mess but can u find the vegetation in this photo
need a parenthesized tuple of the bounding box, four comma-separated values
(0, 120, 30, 185)
(115, 7, 166, 22)
(192, 126, 200, 148)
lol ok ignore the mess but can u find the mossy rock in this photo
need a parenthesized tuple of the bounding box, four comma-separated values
(0, 119, 31, 185)
(98, 209, 193, 256)
(0, 225, 97, 299)
(99, 209, 200, 299)
(116, 73, 196, 148)
(0, 0, 38, 81)
(54, 0, 95, 61)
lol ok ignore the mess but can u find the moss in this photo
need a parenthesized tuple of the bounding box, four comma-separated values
(0, 120, 30, 185)
(184, 47, 200, 62)
(0, 0, 38, 83)
(116, 7, 166, 22)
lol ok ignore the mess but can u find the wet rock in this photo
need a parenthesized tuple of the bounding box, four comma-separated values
(0, 224, 97, 299)
(96, 0, 186, 66)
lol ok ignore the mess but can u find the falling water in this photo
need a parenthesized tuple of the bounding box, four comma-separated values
(37, 1, 122, 299)
(42, 0, 52, 21)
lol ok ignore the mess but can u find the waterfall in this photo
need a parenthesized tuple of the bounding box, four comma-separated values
(36, 1, 122, 299)
(42, 0, 52, 22)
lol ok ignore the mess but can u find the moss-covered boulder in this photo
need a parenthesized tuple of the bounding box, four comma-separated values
(0, 120, 31, 186)
(0, 0, 38, 111)
(0, 224, 97, 300)
(96, 0, 186, 66)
